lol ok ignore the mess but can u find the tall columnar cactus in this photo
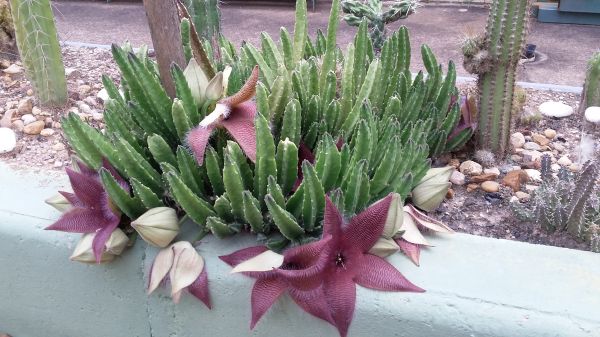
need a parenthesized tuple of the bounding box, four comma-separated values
(582, 52, 600, 110)
(10, 0, 67, 105)
(341, 0, 418, 51)
(183, 0, 220, 42)
(463, 0, 531, 154)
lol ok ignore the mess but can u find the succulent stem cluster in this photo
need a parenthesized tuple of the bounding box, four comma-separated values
(511, 155, 600, 252)
(341, 0, 418, 51)
(59, 0, 462, 250)
(582, 52, 600, 111)
(463, 0, 532, 154)
(9, 0, 67, 105)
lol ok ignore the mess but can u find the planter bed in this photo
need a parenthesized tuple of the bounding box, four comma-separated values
(1, 163, 598, 337)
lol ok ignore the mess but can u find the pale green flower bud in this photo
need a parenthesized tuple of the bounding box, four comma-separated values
(131, 207, 179, 248)
(411, 167, 453, 212)
(70, 229, 129, 264)
(368, 237, 400, 258)
(45, 193, 72, 213)
(382, 193, 403, 239)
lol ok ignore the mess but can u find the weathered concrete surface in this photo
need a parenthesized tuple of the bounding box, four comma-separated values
(51, 1, 600, 86)
(1, 163, 599, 336)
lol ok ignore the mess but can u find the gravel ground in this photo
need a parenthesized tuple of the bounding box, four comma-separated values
(1, 46, 598, 252)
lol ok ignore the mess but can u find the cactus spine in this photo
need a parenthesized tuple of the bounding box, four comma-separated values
(10, 0, 67, 105)
(466, 0, 531, 154)
(582, 52, 600, 110)
(341, 0, 417, 51)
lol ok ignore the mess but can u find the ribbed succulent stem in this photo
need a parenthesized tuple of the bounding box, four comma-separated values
(183, 0, 221, 42)
(582, 52, 600, 110)
(476, 0, 531, 154)
(10, 0, 67, 106)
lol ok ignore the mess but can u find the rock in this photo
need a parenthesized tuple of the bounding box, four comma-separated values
(78, 84, 92, 96)
(84, 96, 97, 107)
(466, 183, 479, 192)
(0, 127, 17, 153)
(523, 142, 541, 151)
(509, 196, 519, 203)
(21, 114, 36, 125)
(552, 143, 565, 152)
(449, 158, 460, 169)
(539, 101, 573, 118)
(450, 170, 466, 186)
(525, 184, 539, 192)
(557, 156, 572, 166)
(53, 160, 63, 168)
(484, 167, 501, 176)
(585, 106, 600, 123)
(510, 132, 526, 149)
(459, 160, 483, 176)
(522, 149, 542, 163)
(17, 98, 33, 114)
(446, 188, 455, 199)
(510, 154, 522, 162)
(40, 128, 55, 137)
(531, 133, 550, 146)
(515, 191, 530, 202)
(543, 129, 557, 139)
(52, 121, 62, 129)
(97, 88, 110, 102)
(481, 181, 500, 193)
(568, 163, 580, 172)
(91, 111, 104, 121)
(23, 120, 45, 135)
(551, 163, 561, 172)
(26, 89, 34, 96)
(31, 106, 42, 115)
(52, 143, 65, 151)
(78, 103, 92, 115)
(502, 170, 528, 192)
(0, 109, 14, 128)
(11, 120, 24, 132)
(524, 169, 542, 183)
(65, 68, 80, 78)
(470, 173, 498, 184)
(3, 64, 23, 74)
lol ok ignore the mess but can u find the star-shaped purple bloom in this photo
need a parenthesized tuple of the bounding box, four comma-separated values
(221, 194, 424, 336)
(46, 159, 128, 263)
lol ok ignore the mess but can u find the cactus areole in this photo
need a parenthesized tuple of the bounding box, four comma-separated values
(45, 0, 457, 335)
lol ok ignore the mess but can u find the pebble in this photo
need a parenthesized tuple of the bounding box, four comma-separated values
(568, 163, 580, 172)
(11, 120, 24, 132)
(40, 128, 55, 137)
(84, 96, 97, 107)
(523, 142, 541, 151)
(531, 133, 550, 146)
(91, 112, 104, 121)
(470, 173, 498, 183)
(17, 99, 33, 114)
(510, 132, 525, 149)
(23, 120, 45, 135)
(551, 163, 561, 172)
(78, 103, 93, 115)
(450, 170, 466, 186)
(483, 167, 501, 176)
(557, 156, 572, 166)
(525, 184, 539, 192)
(543, 129, 557, 139)
(585, 106, 600, 123)
(26, 89, 34, 96)
(502, 170, 528, 192)
(21, 114, 36, 125)
(552, 143, 565, 152)
(52, 143, 65, 151)
(524, 169, 542, 183)
(65, 68, 80, 78)
(522, 149, 542, 162)
(481, 181, 500, 193)
(509, 196, 519, 203)
(0, 127, 17, 153)
(53, 160, 64, 168)
(459, 160, 483, 176)
(466, 183, 479, 192)
(97, 88, 110, 102)
(3, 64, 23, 74)
(539, 101, 573, 118)
(31, 106, 42, 115)
(515, 191, 530, 202)
(78, 84, 92, 96)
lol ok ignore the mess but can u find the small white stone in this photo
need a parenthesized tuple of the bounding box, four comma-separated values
(510, 132, 526, 149)
(53, 160, 64, 168)
(21, 114, 36, 125)
(524, 169, 542, 183)
(483, 167, 501, 176)
(522, 149, 542, 163)
(539, 101, 573, 118)
(17, 99, 33, 114)
(459, 160, 483, 176)
(40, 128, 55, 137)
(481, 181, 500, 193)
(544, 129, 557, 139)
(91, 112, 104, 121)
(31, 106, 42, 115)
(557, 156, 572, 166)
(584, 106, 600, 123)
(3, 64, 23, 74)
(551, 163, 561, 172)
(0, 127, 17, 153)
(509, 196, 519, 203)
(515, 191, 530, 202)
(450, 170, 466, 186)
(523, 142, 541, 151)
(97, 88, 110, 102)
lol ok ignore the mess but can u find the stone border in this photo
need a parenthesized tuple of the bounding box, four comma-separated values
(1, 164, 598, 337)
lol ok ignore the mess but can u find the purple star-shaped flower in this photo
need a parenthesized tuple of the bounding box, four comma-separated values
(221, 194, 424, 337)
(46, 159, 127, 263)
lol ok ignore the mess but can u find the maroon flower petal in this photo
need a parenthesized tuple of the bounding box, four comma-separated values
(91, 218, 120, 263)
(219, 246, 268, 267)
(343, 194, 393, 253)
(322, 197, 343, 241)
(187, 124, 215, 165)
(188, 267, 211, 309)
(221, 102, 257, 163)
(65, 167, 104, 207)
(59, 191, 84, 207)
(396, 238, 421, 266)
(45, 207, 108, 233)
(354, 254, 425, 292)
(289, 287, 334, 324)
(250, 278, 287, 329)
(101, 158, 129, 192)
(323, 273, 356, 337)
(276, 235, 333, 290)
(74, 159, 97, 177)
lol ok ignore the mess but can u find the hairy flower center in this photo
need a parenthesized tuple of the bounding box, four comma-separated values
(334, 252, 346, 269)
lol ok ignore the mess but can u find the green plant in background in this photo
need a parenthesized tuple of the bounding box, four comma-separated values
(511, 155, 600, 253)
(341, 0, 418, 51)
(462, 0, 532, 154)
(9, 0, 67, 105)
(183, 0, 220, 42)
(581, 51, 600, 110)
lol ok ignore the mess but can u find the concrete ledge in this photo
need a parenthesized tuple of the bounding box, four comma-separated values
(1, 164, 599, 337)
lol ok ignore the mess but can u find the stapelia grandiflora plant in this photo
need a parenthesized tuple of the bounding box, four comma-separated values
(45, 159, 129, 263)
(221, 195, 423, 336)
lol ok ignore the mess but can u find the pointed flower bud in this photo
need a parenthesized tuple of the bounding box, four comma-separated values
(70, 229, 129, 264)
(411, 166, 453, 212)
(368, 237, 400, 258)
(131, 207, 179, 248)
(382, 193, 403, 239)
(45, 193, 72, 213)
(184, 58, 210, 105)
